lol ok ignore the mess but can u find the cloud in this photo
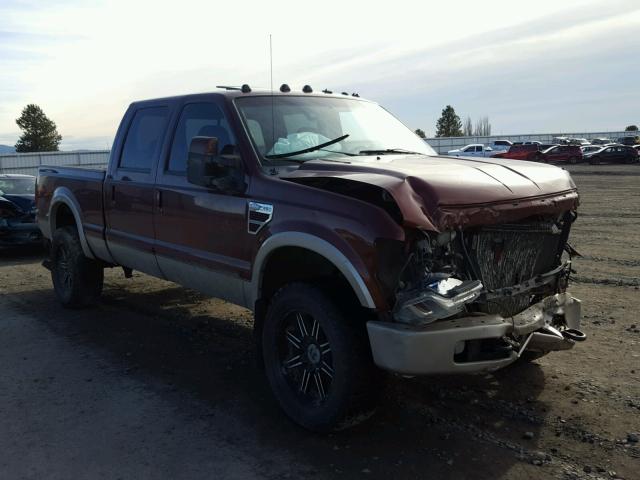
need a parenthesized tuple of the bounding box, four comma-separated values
(0, 0, 638, 147)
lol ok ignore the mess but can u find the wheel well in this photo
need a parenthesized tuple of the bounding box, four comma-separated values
(254, 246, 371, 367)
(260, 247, 360, 306)
(54, 203, 76, 231)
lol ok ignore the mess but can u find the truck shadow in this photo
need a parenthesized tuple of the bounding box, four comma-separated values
(6, 283, 549, 479)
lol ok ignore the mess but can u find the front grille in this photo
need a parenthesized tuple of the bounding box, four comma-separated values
(469, 221, 562, 316)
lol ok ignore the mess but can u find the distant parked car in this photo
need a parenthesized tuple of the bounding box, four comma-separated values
(539, 144, 559, 150)
(617, 135, 640, 146)
(568, 138, 590, 146)
(491, 144, 541, 161)
(586, 145, 639, 164)
(447, 144, 495, 157)
(581, 145, 602, 154)
(0, 174, 41, 247)
(552, 136, 570, 145)
(591, 138, 613, 145)
(490, 140, 512, 151)
(539, 145, 584, 164)
(523, 141, 542, 145)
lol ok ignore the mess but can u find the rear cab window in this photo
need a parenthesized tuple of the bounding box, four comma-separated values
(119, 107, 169, 171)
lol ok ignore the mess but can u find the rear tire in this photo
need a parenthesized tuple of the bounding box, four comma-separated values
(262, 283, 378, 432)
(51, 226, 103, 308)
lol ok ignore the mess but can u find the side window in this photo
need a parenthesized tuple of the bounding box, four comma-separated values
(120, 107, 168, 170)
(168, 102, 235, 173)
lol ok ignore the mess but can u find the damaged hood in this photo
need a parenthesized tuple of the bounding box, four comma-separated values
(283, 155, 579, 230)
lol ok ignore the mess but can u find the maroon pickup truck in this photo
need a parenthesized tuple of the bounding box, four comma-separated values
(36, 86, 585, 431)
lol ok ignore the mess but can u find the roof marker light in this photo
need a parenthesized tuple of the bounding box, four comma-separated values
(322, 89, 333, 94)
(302, 85, 313, 93)
(352, 93, 360, 97)
(280, 84, 291, 92)
(241, 84, 252, 93)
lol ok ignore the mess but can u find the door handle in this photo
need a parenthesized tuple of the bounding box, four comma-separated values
(121, 175, 132, 182)
(156, 189, 163, 213)
(110, 185, 116, 205)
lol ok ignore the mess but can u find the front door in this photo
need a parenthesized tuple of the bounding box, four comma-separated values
(104, 105, 171, 277)
(153, 100, 251, 307)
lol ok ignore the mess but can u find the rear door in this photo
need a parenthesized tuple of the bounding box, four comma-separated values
(153, 98, 251, 306)
(542, 146, 557, 161)
(104, 104, 171, 277)
(614, 147, 626, 163)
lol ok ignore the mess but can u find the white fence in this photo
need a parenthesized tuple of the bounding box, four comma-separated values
(0, 151, 110, 176)
(425, 131, 634, 154)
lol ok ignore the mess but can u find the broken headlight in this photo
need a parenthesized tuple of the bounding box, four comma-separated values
(393, 275, 483, 326)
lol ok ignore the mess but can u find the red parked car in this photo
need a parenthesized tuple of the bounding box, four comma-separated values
(539, 145, 583, 164)
(491, 144, 541, 161)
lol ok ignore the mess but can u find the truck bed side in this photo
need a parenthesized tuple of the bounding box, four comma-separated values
(36, 165, 111, 262)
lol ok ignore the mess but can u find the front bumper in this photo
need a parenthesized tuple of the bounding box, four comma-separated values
(367, 293, 582, 375)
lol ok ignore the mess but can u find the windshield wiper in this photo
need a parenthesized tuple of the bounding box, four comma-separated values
(359, 148, 425, 156)
(264, 134, 350, 160)
(319, 148, 357, 157)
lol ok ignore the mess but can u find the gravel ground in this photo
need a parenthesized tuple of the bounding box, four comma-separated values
(0, 163, 638, 480)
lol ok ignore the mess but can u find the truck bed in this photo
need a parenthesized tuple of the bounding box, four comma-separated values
(36, 165, 108, 260)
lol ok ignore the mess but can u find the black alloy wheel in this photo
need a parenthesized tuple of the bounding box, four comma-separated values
(262, 283, 377, 432)
(279, 310, 334, 405)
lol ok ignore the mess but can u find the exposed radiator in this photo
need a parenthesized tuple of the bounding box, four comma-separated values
(470, 221, 563, 316)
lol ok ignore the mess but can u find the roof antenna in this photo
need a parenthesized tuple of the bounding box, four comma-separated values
(269, 34, 275, 153)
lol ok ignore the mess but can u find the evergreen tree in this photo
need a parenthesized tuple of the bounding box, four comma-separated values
(15, 104, 62, 152)
(625, 125, 638, 131)
(414, 128, 426, 139)
(435, 105, 463, 137)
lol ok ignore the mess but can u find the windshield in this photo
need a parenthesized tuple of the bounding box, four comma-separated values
(234, 96, 437, 164)
(0, 177, 34, 195)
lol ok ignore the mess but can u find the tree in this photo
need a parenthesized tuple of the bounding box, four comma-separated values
(414, 128, 426, 139)
(463, 116, 473, 136)
(435, 105, 463, 137)
(474, 116, 492, 136)
(625, 125, 638, 131)
(15, 104, 62, 152)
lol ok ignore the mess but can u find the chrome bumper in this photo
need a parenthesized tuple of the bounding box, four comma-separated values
(367, 293, 582, 375)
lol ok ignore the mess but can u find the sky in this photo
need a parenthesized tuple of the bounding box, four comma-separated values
(0, 0, 639, 150)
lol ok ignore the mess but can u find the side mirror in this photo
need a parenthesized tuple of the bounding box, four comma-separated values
(187, 136, 245, 194)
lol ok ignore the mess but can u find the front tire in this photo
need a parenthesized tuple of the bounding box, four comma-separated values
(51, 226, 104, 308)
(262, 283, 377, 432)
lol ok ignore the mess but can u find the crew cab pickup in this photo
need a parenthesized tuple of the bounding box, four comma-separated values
(37, 86, 585, 432)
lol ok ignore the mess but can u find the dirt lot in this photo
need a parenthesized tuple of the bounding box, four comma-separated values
(1, 164, 638, 480)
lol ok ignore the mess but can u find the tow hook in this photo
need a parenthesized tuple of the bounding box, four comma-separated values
(561, 328, 587, 342)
